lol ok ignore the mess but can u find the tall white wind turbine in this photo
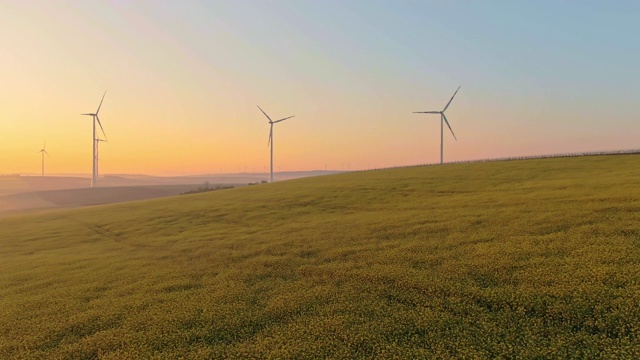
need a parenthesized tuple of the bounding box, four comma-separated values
(414, 86, 461, 164)
(37, 141, 49, 177)
(258, 106, 294, 183)
(81, 91, 107, 187)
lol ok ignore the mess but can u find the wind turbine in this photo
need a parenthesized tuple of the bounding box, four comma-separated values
(95, 137, 107, 180)
(37, 141, 49, 177)
(82, 91, 107, 187)
(257, 106, 294, 183)
(414, 86, 461, 164)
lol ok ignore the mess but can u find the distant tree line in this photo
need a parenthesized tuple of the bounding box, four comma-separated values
(248, 180, 268, 186)
(181, 182, 234, 195)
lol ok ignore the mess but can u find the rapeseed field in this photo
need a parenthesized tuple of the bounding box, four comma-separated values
(1, 155, 639, 358)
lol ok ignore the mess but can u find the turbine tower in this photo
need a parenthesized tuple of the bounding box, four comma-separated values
(37, 141, 49, 177)
(95, 138, 107, 181)
(414, 86, 461, 164)
(81, 91, 107, 187)
(257, 106, 294, 183)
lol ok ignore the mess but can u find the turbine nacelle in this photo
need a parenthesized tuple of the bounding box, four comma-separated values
(38, 141, 49, 156)
(413, 86, 462, 164)
(258, 106, 294, 146)
(413, 86, 461, 141)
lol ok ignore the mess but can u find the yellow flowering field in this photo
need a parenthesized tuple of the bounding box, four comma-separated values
(1, 155, 639, 358)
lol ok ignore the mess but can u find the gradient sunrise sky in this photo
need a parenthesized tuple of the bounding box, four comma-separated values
(1, 1, 638, 175)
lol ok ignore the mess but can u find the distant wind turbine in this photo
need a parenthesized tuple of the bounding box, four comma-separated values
(82, 91, 107, 187)
(37, 141, 49, 177)
(414, 86, 461, 164)
(257, 106, 294, 183)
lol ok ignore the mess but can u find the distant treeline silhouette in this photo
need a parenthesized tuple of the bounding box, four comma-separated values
(181, 183, 234, 195)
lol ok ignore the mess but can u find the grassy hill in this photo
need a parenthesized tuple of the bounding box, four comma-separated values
(1, 155, 639, 358)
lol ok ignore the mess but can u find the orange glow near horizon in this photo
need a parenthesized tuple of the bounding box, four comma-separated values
(1, 2, 638, 176)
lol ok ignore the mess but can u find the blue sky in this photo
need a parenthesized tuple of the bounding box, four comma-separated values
(1, 1, 638, 174)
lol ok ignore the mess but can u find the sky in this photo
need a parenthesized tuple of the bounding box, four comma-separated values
(1, 0, 639, 175)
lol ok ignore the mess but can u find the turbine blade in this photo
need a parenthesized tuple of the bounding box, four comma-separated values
(442, 86, 461, 112)
(273, 115, 294, 123)
(268, 125, 273, 147)
(81, 113, 94, 116)
(257, 105, 273, 122)
(96, 115, 107, 140)
(96, 91, 107, 114)
(442, 113, 457, 140)
(413, 111, 441, 114)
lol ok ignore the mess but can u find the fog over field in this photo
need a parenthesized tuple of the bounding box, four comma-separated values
(0, 171, 340, 215)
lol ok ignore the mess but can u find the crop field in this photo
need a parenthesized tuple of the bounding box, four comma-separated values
(1, 155, 639, 358)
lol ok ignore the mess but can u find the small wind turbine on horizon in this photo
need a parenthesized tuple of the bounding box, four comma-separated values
(82, 91, 108, 187)
(258, 105, 294, 183)
(414, 86, 461, 164)
(37, 141, 49, 177)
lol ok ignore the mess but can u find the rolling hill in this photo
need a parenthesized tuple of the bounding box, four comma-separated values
(1, 155, 639, 358)
(0, 184, 230, 216)
(0, 171, 342, 216)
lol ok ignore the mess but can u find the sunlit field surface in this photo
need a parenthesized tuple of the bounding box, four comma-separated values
(1, 155, 639, 358)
